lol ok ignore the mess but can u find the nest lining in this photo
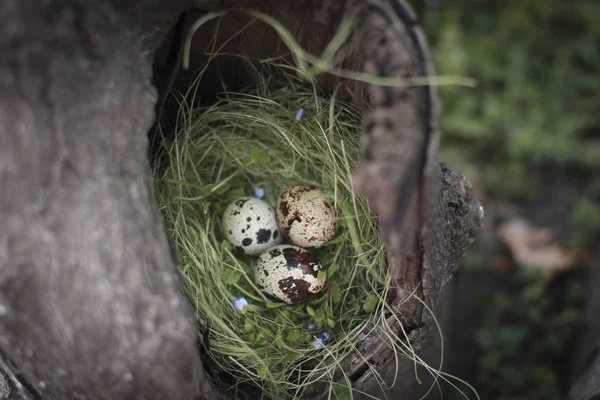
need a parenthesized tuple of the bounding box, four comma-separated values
(154, 62, 396, 399)
(150, 7, 480, 398)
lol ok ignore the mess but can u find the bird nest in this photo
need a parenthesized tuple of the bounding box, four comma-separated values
(155, 62, 396, 398)
(153, 8, 478, 400)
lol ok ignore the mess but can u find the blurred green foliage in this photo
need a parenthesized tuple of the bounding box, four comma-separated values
(408, 1, 599, 398)
(474, 269, 584, 400)
(569, 196, 600, 250)
(412, 0, 600, 204)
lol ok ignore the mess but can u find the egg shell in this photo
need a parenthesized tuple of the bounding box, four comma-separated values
(254, 245, 325, 304)
(276, 185, 337, 248)
(222, 197, 282, 256)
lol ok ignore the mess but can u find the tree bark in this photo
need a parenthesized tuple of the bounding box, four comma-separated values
(0, 0, 482, 399)
(0, 1, 217, 399)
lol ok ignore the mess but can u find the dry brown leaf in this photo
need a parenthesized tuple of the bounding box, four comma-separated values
(498, 217, 577, 274)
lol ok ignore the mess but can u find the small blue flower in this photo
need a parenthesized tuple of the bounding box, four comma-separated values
(295, 107, 306, 121)
(308, 323, 316, 330)
(234, 297, 248, 311)
(320, 332, 330, 341)
(312, 339, 324, 349)
(254, 188, 265, 199)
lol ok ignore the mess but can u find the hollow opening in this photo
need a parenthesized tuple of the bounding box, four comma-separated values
(146, 5, 417, 399)
(150, 8, 368, 149)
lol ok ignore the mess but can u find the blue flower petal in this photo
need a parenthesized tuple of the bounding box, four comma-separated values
(308, 323, 316, 330)
(234, 297, 248, 311)
(295, 107, 306, 121)
(320, 332, 330, 341)
(254, 188, 266, 199)
(312, 339, 324, 349)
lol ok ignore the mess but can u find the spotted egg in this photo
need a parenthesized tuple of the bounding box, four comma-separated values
(222, 197, 282, 256)
(254, 245, 325, 304)
(276, 185, 337, 248)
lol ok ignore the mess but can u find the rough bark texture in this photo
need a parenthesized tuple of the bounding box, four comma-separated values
(354, 0, 429, 319)
(0, 1, 216, 399)
(0, 0, 481, 399)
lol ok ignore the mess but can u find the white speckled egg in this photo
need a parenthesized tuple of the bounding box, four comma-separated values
(276, 185, 337, 248)
(222, 197, 282, 256)
(254, 245, 325, 304)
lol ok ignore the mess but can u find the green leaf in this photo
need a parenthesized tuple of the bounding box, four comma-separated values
(363, 294, 379, 313)
(257, 336, 268, 345)
(263, 328, 275, 337)
(315, 312, 325, 325)
(324, 235, 345, 246)
(331, 281, 341, 304)
(286, 330, 302, 344)
(248, 304, 267, 312)
(257, 365, 267, 378)
(198, 184, 215, 197)
(306, 305, 316, 316)
(328, 264, 340, 278)
(317, 269, 327, 282)
(274, 336, 284, 350)
(244, 319, 254, 333)
(317, 250, 334, 266)
(250, 147, 271, 164)
(327, 318, 336, 328)
(220, 240, 233, 252)
(291, 303, 305, 312)
(266, 301, 285, 309)
(225, 187, 248, 201)
(333, 379, 353, 400)
(221, 268, 242, 285)
(212, 181, 232, 195)
(282, 353, 301, 364)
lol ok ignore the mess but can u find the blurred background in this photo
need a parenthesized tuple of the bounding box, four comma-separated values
(408, 1, 600, 399)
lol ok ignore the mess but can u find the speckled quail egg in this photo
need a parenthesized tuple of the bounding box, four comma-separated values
(276, 185, 337, 248)
(254, 245, 325, 304)
(222, 197, 282, 256)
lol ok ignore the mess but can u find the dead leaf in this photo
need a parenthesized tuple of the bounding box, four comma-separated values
(497, 218, 577, 274)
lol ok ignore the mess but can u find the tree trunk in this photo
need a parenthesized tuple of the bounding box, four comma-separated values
(0, 0, 482, 399)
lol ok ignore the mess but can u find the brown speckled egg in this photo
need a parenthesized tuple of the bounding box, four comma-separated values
(222, 198, 282, 256)
(276, 185, 337, 248)
(254, 245, 325, 304)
